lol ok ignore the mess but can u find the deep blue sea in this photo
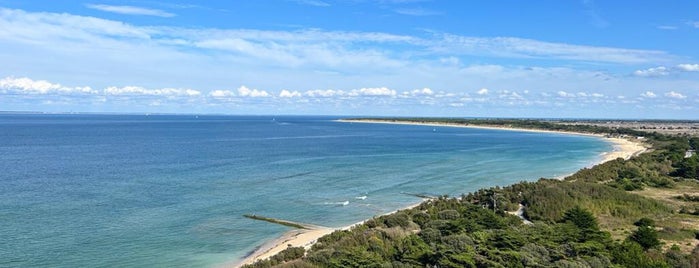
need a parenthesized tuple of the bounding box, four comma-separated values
(0, 114, 610, 267)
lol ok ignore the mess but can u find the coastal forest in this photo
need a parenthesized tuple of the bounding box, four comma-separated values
(243, 119, 699, 268)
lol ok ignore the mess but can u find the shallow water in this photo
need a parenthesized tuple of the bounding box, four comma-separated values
(0, 114, 610, 267)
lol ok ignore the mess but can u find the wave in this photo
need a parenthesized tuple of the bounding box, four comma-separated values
(355, 195, 367, 200)
(324, 201, 349, 206)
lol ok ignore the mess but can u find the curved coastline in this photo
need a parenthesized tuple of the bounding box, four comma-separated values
(232, 119, 647, 267)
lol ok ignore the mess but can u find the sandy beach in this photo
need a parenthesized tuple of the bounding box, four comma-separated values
(233, 119, 647, 267)
(230, 228, 335, 267)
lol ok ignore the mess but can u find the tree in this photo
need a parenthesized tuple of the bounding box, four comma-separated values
(561, 206, 598, 230)
(634, 217, 655, 228)
(629, 226, 661, 250)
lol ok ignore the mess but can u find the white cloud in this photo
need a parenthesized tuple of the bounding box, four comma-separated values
(304, 89, 342, 97)
(237, 86, 270, 97)
(476, 88, 489, 95)
(677, 64, 699, 72)
(85, 4, 175, 17)
(0, 76, 96, 94)
(349, 87, 396, 97)
(436, 34, 670, 64)
(591, 93, 604, 98)
(279, 89, 302, 98)
(498, 90, 524, 100)
(557, 91, 574, 97)
(209, 90, 235, 98)
(633, 66, 669, 77)
(665, 91, 686, 99)
(104, 86, 201, 96)
(640, 91, 657, 98)
(404, 88, 434, 96)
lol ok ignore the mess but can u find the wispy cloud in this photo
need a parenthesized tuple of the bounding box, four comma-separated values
(434, 34, 669, 64)
(394, 8, 441, 16)
(85, 4, 175, 17)
(656, 25, 677, 30)
(633, 66, 669, 77)
(289, 0, 331, 7)
(581, 0, 609, 28)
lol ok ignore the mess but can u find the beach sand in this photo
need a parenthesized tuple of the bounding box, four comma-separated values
(232, 119, 647, 267)
(230, 228, 335, 267)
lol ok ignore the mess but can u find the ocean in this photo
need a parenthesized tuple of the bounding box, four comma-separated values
(0, 114, 610, 267)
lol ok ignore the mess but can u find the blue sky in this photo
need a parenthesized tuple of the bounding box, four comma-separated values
(0, 0, 698, 118)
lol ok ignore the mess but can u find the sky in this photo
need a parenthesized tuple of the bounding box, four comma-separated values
(0, 0, 698, 119)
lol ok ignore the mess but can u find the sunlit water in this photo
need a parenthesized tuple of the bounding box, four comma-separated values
(0, 114, 610, 267)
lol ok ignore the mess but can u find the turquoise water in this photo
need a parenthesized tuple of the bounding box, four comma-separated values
(0, 115, 610, 267)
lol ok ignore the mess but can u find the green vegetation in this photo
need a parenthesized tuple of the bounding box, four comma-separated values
(243, 118, 699, 268)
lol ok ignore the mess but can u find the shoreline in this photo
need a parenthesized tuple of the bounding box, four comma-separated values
(231, 119, 647, 267)
(340, 119, 648, 165)
(232, 202, 426, 267)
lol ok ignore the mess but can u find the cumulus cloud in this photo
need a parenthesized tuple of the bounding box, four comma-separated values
(665, 91, 686, 99)
(404, 88, 434, 96)
(85, 4, 175, 17)
(498, 90, 524, 100)
(304, 89, 342, 97)
(279, 89, 302, 98)
(557, 91, 574, 97)
(677, 64, 699, 72)
(633, 66, 669, 77)
(209, 90, 235, 98)
(476, 88, 489, 95)
(104, 86, 200, 96)
(237, 86, 270, 97)
(0, 77, 96, 94)
(348, 87, 396, 97)
(640, 91, 657, 98)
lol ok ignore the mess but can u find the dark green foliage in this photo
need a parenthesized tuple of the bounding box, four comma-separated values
(673, 155, 699, 180)
(561, 206, 599, 231)
(630, 226, 661, 250)
(382, 211, 411, 228)
(611, 241, 669, 267)
(635, 217, 656, 227)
